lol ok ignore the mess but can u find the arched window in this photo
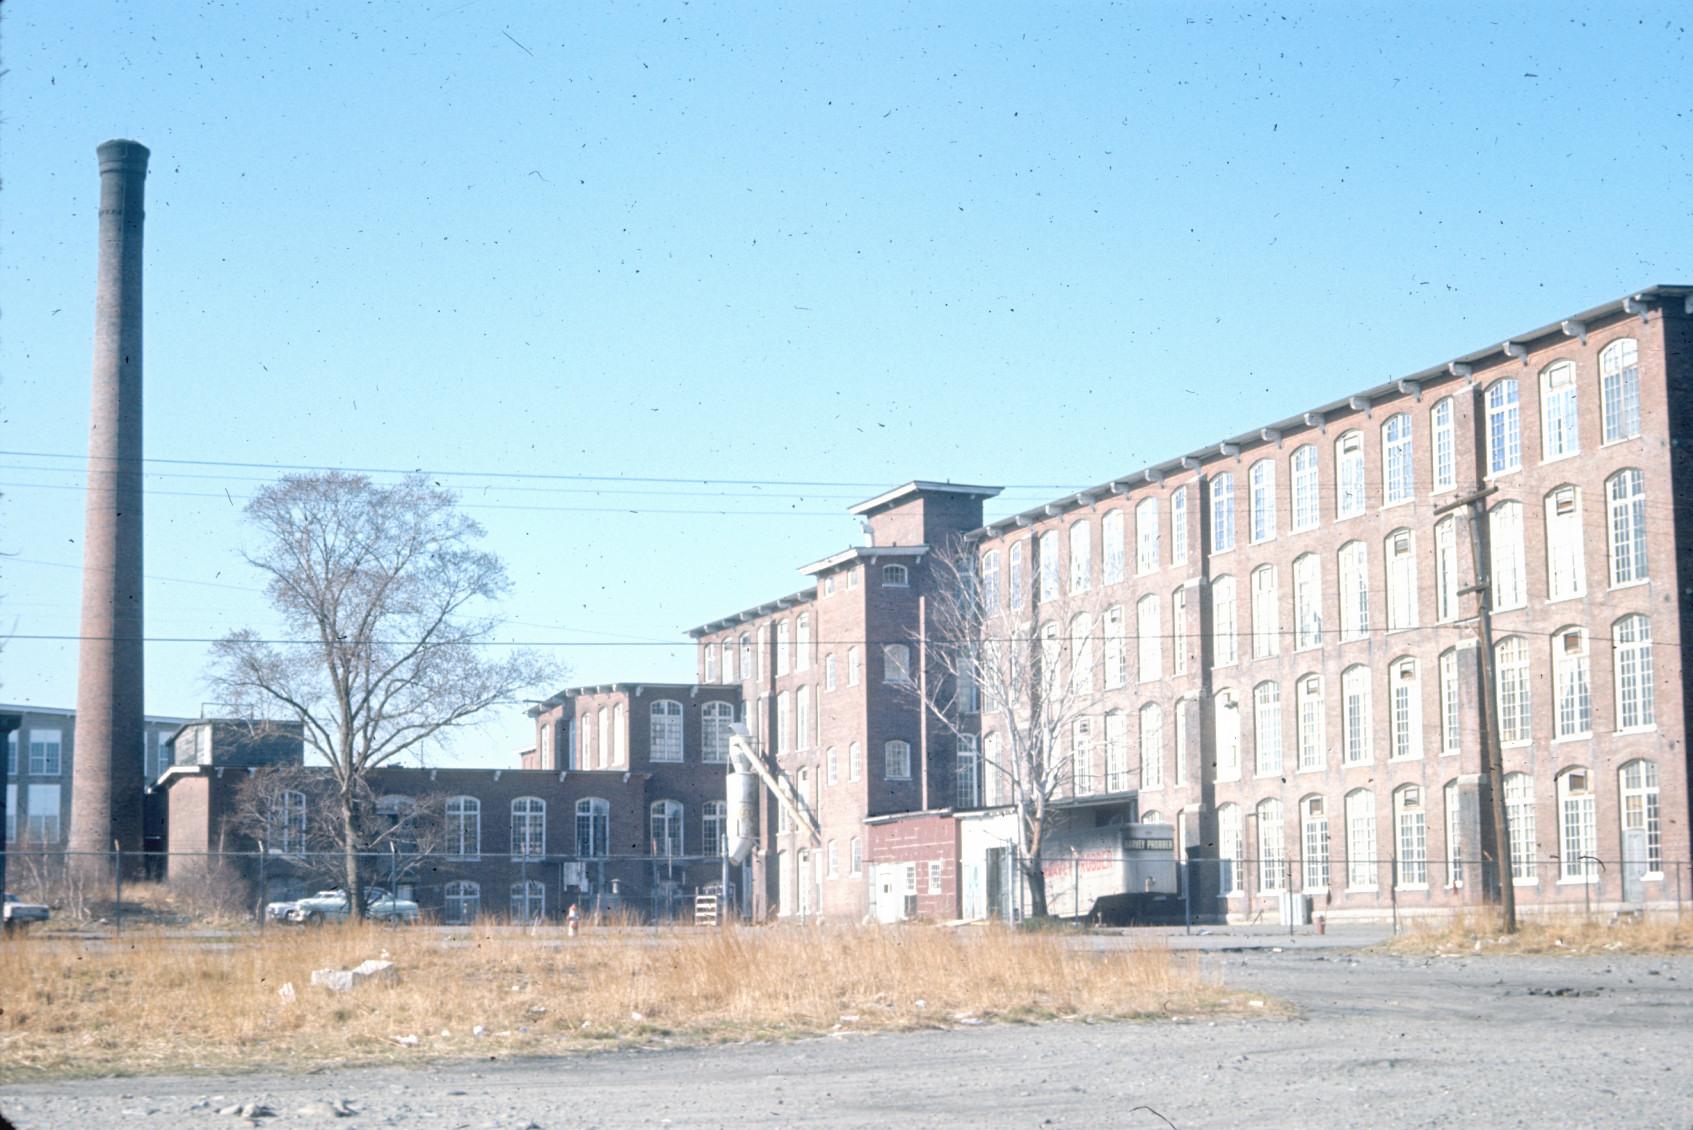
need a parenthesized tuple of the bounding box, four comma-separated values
(722, 639, 736, 684)
(1600, 338, 1640, 442)
(510, 880, 545, 925)
(1606, 468, 1648, 585)
(1210, 472, 1236, 552)
(1038, 530, 1060, 603)
(1102, 509, 1125, 584)
(775, 619, 792, 676)
(1382, 413, 1413, 504)
(1102, 709, 1128, 791)
(1495, 636, 1531, 744)
(612, 703, 625, 766)
(1545, 486, 1586, 600)
(1619, 760, 1661, 875)
(443, 880, 480, 925)
(704, 643, 718, 683)
(446, 795, 481, 860)
(1102, 604, 1127, 689)
(1070, 717, 1094, 794)
(1393, 785, 1427, 888)
(1069, 611, 1094, 692)
(1345, 789, 1378, 890)
(580, 714, 594, 770)
(1296, 675, 1324, 771)
(1485, 378, 1521, 474)
(795, 686, 811, 750)
(1249, 459, 1276, 543)
(826, 745, 839, 786)
(1338, 541, 1369, 640)
(980, 550, 1002, 609)
(1257, 797, 1286, 893)
(740, 634, 753, 681)
(1556, 768, 1597, 882)
(1293, 553, 1322, 649)
(1291, 444, 1319, 530)
(1212, 575, 1238, 666)
(1613, 614, 1655, 730)
(702, 700, 733, 764)
(882, 563, 910, 587)
(1438, 649, 1460, 754)
(575, 798, 610, 858)
(1214, 689, 1241, 781)
(1552, 628, 1591, 739)
(1134, 703, 1160, 794)
(955, 735, 981, 808)
(1136, 594, 1161, 681)
(650, 799, 684, 857)
(1488, 500, 1526, 610)
(1217, 803, 1243, 894)
(597, 707, 609, 769)
(882, 643, 912, 685)
(650, 699, 684, 762)
(1429, 396, 1456, 493)
(1135, 497, 1160, 574)
(1170, 486, 1189, 565)
(849, 741, 863, 782)
(1389, 657, 1420, 761)
(795, 614, 812, 672)
(1503, 772, 1536, 883)
(1385, 529, 1416, 631)
(884, 740, 912, 781)
(701, 800, 727, 858)
(1009, 540, 1028, 606)
(1253, 681, 1282, 777)
(1335, 431, 1365, 518)
(775, 691, 791, 755)
(824, 652, 838, 692)
(1434, 516, 1459, 621)
(1443, 780, 1464, 888)
(1251, 564, 1279, 659)
(1540, 359, 1579, 460)
(1301, 795, 1330, 891)
(511, 797, 546, 859)
(275, 789, 307, 856)
(1341, 665, 1371, 765)
(1069, 520, 1093, 593)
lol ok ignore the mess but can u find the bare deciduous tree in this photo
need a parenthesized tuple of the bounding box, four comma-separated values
(209, 473, 552, 918)
(907, 537, 1105, 918)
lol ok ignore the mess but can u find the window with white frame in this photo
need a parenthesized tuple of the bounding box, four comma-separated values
(928, 859, 943, 894)
(884, 740, 912, 780)
(1613, 614, 1654, 730)
(776, 620, 791, 676)
(1600, 338, 1640, 443)
(1251, 564, 1279, 659)
(612, 703, 625, 766)
(704, 644, 718, 683)
(1619, 759, 1661, 875)
(1342, 665, 1371, 765)
(981, 550, 1002, 610)
(1345, 788, 1378, 890)
(1338, 541, 1369, 641)
(1606, 468, 1648, 586)
(1382, 413, 1413, 504)
(1210, 473, 1236, 552)
(1106, 710, 1130, 793)
(722, 639, 736, 683)
(1218, 803, 1243, 894)
(1070, 612, 1094, 693)
(1293, 553, 1322, 650)
(847, 568, 860, 589)
(824, 653, 838, 693)
(1489, 501, 1526, 610)
(650, 699, 684, 762)
(1486, 378, 1521, 474)
(511, 796, 546, 859)
(883, 644, 912, 685)
(1035, 530, 1060, 603)
(1430, 396, 1456, 493)
(1557, 769, 1597, 882)
(1503, 772, 1536, 883)
(446, 795, 481, 859)
(1545, 486, 1586, 600)
(1173, 586, 1190, 675)
(1386, 529, 1417, 631)
(1212, 575, 1238, 666)
(1103, 605, 1126, 689)
(849, 741, 863, 782)
(775, 692, 791, 755)
(1394, 786, 1428, 887)
(1390, 657, 1421, 760)
(1102, 509, 1125, 585)
(1069, 520, 1092, 593)
(795, 614, 811, 672)
(1438, 648, 1460, 755)
(826, 840, 839, 879)
(1171, 486, 1189, 565)
(443, 880, 480, 924)
(577, 797, 610, 858)
(1540, 359, 1579, 460)
(580, 715, 594, 770)
(848, 646, 861, 686)
(1135, 497, 1160, 574)
(1070, 717, 1094, 794)
(1253, 681, 1283, 777)
(1443, 780, 1464, 888)
(1133, 706, 1158, 791)
(850, 836, 863, 875)
(1136, 594, 1161, 681)
(882, 564, 909, 587)
(1496, 636, 1531, 744)
(1552, 628, 1591, 739)
(1302, 795, 1330, 891)
(702, 800, 727, 857)
(1335, 431, 1365, 518)
(1291, 444, 1319, 530)
(956, 735, 980, 808)
(650, 799, 684, 857)
(1249, 459, 1276, 543)
(1433, 516, 1459, 622)
(1214, 689, 1241, 781)
(27, 729, 61, 776)
(1009, 541, 1027, 607)
(1258, 797, 1287, 893)
(510, 880, 545, 925)
(1297, 674, 1324, 771)
(741, 634, 754, 681)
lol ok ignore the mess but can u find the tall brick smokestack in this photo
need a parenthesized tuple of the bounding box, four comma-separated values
(70, 139, 149, 872)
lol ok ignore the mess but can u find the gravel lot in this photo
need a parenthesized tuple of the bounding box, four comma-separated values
(5, 941, 1691, 1129)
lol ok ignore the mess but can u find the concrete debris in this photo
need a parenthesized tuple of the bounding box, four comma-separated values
(473, 1025, 488, 1037)
(277, 982, 296, 1005)
(217, 1101, 276, 1119)
(393, 1035, 420, 1047)
(294, 1098, 357, 1118)
(310, 959, 397, 993)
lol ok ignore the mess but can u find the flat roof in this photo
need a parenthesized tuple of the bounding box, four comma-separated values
(847, 480, 1003, 517)
(685, 586, 818, 638)
(797, 543, 929, 576)
(525, 681, 735, 716)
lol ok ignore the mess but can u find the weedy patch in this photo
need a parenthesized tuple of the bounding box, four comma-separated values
(1383, 912, 1693, 957)
(0, 923, 1251, 1080)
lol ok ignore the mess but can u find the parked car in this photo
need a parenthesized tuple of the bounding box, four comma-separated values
(3, 892, 51, 934)
(286, 888, 420, 924)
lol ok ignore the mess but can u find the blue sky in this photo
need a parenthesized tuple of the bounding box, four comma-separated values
(2, 2, 1688, 763)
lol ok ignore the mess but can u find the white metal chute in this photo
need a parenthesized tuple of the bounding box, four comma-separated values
(726, 723, 818, 859)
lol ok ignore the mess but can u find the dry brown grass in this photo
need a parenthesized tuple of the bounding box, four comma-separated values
(0, 923, 1239, 1081)
(1384, 911, 1693, 957)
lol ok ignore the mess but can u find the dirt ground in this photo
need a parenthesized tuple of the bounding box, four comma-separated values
(5, 941, 1691, 1129)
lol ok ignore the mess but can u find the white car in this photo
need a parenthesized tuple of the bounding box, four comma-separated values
(3, 892, 50, 934)
(286, 888, 420, 924)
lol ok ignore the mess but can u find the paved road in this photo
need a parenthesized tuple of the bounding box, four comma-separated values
(5, 946, 1690, 1129)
